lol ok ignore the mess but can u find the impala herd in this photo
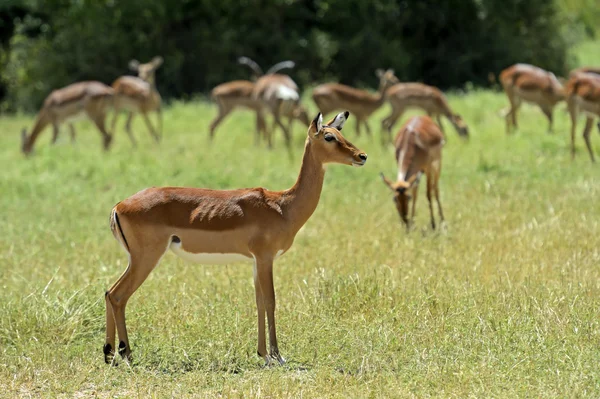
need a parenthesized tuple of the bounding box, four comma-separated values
(15, 55, 600, 366)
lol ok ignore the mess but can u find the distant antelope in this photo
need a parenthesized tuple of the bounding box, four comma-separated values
(499, 63, 565, 134)
(252, 71, 303, 149)
(110, 56, 163, 146)
(21, 81, 113, 155)
(104, 111, 367, 365)
(569, 66, 600, 78)
(381, 82, 469, 143)
(312, 69, 399, 137)
(380, 115, 444, 230)
(209, 57, 306, 145)
(565, 72, 600, 162)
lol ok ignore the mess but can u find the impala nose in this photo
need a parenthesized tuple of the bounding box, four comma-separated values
(358, 153, 368, 162)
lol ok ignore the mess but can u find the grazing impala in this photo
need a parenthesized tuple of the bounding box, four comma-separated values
(111, 56, 163, 146)
(569, 66, 600, 77)
(104, 111, 367, 365)
(380, 115, 444, 231)
(499, 63, 565, 134)
(565, 72, 600, 162)
(312, 69, 399, 137)
(381, 82, 469, 143)
(21, 81, 113, 155)
(209, 57, 306, 144)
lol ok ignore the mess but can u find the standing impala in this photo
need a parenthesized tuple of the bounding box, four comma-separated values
(312, 69, 399, 137)
(111, 56, 163, 146)
(209, 57, 307, 145)
(380, 115, 444, 231)
(499, 63, 565, 134)
(380, 82, 469, 143)
(21, 81, 113, 155)
(104, 111, 367, 365)
(565, 72, 600, 162)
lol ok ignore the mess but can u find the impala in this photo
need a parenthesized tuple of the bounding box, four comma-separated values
(380, 115, 444, 231)
(499, 63, 565, 134)
(569, 66, 600, 77)
(104, 111, 367, 365)
(209, 57, 307, 145)
(21, 81, 113, 155)
(381, 82, 469, 143)
(252, 71, 303, 149)
(565, 72, 600, 162)
(110, 56, 163, 146)
(312, 69, 398, 137)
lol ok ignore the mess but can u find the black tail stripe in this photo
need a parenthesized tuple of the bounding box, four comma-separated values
(114, 212, 130, 251)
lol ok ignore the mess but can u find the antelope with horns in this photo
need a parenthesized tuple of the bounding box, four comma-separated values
(104, 111, 367, 365)
(21, 81, 113, 155)
(110, 56, 163, 146)
(381, 82, 469, 143)
(312, 69, 399, 137)
(380, 115, 444, 231)
(565, 72, 600, 162)
(209, 57, 308, 145)
(499, 63, 565, 134)
(251, 70, 304, 150)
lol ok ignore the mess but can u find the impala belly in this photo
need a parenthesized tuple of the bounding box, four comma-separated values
(170, 240, 252, 264)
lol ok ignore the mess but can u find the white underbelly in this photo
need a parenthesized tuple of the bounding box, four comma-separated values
(170, 242, 252, 264)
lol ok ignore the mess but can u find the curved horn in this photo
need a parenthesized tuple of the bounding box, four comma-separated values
(237, 56, 263, 77)
(266, 60, 295, 75)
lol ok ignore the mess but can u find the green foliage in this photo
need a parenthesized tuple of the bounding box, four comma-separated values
(0, 0, 574, 111)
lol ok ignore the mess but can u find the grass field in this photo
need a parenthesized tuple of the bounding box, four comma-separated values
(2, 67, 600, 396)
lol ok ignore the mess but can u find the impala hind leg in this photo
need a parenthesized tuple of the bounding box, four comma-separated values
(540, 105, 554, 133)
(568, 102, 578, 159)
(582, 116, 596, 163)
(254, 255, 284, 365)
(124, 112, 137, 146)
(426, 174, 436, 229)
(90, 114, 112, 150)
(142, 111, 160, 143)
(209, 103, 232, 141)
(105, 243, 168, 362)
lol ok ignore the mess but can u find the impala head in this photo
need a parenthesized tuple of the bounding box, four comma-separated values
(129, 56, 163, 85)
(375, 69, 399, 93)
(451, 114, 470, 138)
(309, 112, 367, 166)
(380, 172, 420, 227)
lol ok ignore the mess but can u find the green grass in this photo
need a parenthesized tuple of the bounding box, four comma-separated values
(1, 87, 599, 398)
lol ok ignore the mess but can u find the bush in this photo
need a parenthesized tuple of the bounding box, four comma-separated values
(0, 0, 572, 112)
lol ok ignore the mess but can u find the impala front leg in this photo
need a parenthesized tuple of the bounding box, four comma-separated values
(255, 255, 284, 365)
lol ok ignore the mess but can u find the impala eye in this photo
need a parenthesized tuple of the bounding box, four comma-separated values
(324, 134, 335, 142)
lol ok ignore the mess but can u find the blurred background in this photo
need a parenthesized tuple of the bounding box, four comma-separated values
(0, 0, 598, 113)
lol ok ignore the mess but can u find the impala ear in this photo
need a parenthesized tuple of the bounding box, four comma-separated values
(380, 172, 395, 191)
(309, 112, 323, 136)
(375, 69, 384, 78)
(326, 111, 349, 131)
(129, 59, 140, 71)
(152, 56, 164, 68)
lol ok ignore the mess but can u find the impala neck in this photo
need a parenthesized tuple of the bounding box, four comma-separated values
(283, 138, 326, 233)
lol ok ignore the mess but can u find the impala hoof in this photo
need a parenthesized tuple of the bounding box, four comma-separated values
(103, 343, 114, 364)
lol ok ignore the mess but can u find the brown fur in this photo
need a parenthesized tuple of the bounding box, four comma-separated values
(21, 81, 113, 155)
(499, 63, 565, 134)
(104, 111, 367, 365)
(381, 82, 469, 142)
(111, 56, 163, 146)
(312, 69, 398, 137)
(565, 73, 600, 162)
(380, 115, 444, 230)
(209, 80, 309, 145)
